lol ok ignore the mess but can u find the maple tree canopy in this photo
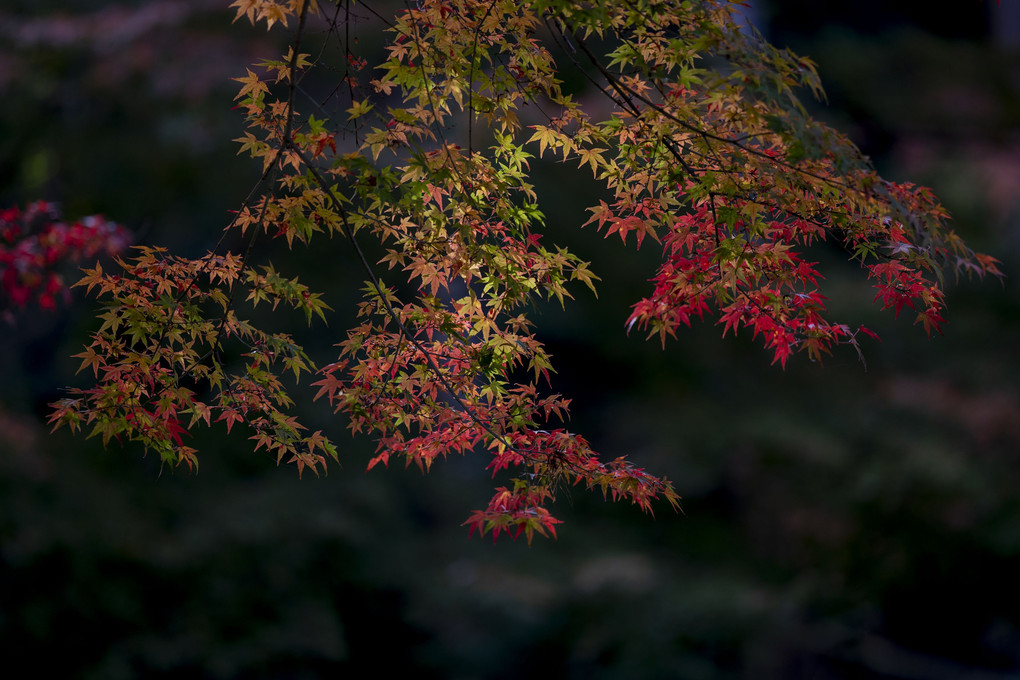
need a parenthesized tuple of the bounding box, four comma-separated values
(46, 0, 1000, 542)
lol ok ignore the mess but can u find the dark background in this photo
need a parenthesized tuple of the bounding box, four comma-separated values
(2, 1, 1019, 677)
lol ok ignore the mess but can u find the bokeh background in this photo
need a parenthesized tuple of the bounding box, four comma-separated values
(2, 1, 1019, 678)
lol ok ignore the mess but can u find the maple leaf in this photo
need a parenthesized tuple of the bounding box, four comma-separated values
(217, 407, 245, 435)
(233, 69, 270, 102)
(72, 347, 104, 377)
(188, 401, 213, 428)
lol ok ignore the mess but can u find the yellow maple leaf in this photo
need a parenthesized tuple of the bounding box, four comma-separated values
(232, 69, 269, 101)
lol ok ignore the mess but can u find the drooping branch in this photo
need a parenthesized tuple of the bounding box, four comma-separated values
(48, 0, 999, 541)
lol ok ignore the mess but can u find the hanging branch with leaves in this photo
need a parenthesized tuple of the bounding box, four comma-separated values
(48, 0, 1000, 542)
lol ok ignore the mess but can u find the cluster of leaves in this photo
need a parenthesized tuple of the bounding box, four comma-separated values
(48, 0, 1000, 541)
(0, 201, 129, 322)
(52, 246, 333, 474)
